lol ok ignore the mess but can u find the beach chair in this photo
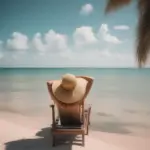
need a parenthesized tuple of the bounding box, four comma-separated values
(49, 102, 91, 146)
(47, 75, 93, 146)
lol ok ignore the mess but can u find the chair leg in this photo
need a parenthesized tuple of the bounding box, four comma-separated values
(84, 109, 90, 135)
(86, 123, 89, 135)
(82, 133, 85, 146)
(88, 107, 91, 126)
(86, 107, 91, 135)
(52, 134, 56, 147)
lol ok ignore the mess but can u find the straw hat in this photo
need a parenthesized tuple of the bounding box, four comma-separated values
(52, 74, 88, 104)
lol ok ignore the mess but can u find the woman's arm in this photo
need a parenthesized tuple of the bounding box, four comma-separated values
(76, 76, 94, 101)
(76, 76, 94, 86)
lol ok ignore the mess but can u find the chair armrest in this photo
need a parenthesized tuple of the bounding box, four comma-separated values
(50, 104, 54, 108)
(84, 104, 91, 126)
(84, 104, 91, 112)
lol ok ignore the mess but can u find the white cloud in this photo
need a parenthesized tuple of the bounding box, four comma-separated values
(32, 30, 69, 53)
(44, 30, 68, 52)
(7, 32, 28, 50)
(32, 33, 45, 52)
(80, 4, 93, 16)
(99, 24, 122, 44)
(73, 26, 97, 47)
(0, 23, 136, 67)
(113, 25, 130, 30)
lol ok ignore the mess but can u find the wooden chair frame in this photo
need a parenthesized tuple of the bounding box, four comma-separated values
(50, 103, 91, 147)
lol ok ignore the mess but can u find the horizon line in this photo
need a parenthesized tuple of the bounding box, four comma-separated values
(0, 67, 148, 69)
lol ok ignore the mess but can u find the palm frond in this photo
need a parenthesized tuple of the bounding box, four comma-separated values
(105, 0, 132, 13)
(105, 0, 150, 67)
(136, 0, 150, 67)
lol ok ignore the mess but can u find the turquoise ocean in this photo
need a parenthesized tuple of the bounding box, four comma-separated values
(0, 68, 150, 137)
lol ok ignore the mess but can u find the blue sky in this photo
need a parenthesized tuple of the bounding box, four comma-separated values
(0, 0, 139, 67)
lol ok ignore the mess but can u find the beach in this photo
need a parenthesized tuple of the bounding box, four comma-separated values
(0, 68, 150, 149)
(0, 111, 150, 150)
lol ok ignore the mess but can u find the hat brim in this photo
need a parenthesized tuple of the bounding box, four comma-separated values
(52, 78, 88, 104)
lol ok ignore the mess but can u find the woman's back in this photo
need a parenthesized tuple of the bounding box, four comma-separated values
(47, 74, 94, 126)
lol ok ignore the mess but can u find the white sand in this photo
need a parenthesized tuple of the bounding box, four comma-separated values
(0, 111, 150, 150)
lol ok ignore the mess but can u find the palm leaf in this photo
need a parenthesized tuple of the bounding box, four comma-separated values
(136, 0, 150, 67)
(105, 0, 132, 13)
(105, 0, 150, 67)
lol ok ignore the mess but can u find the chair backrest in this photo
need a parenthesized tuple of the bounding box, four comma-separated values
(47, 77, 93, 126)
(47, 82, 85, 126)
(54, 100, 84, 126)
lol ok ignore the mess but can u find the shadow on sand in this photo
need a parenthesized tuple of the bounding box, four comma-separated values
(91, 121, 131, 134)
(5, 127, 83, 150)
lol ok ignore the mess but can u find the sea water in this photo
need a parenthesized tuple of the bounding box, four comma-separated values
(0, 68, 150, 137)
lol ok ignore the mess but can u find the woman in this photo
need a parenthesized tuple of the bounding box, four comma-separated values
(47, 74, 94, 126)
